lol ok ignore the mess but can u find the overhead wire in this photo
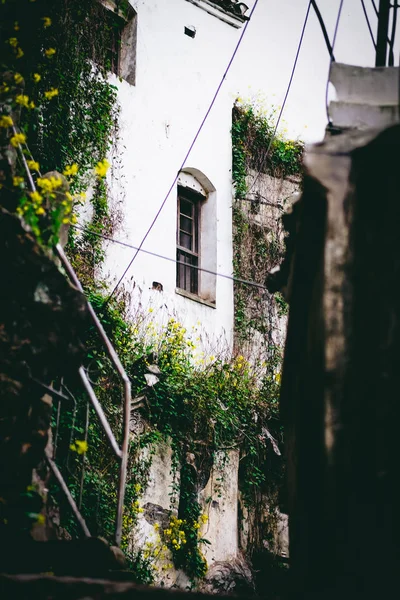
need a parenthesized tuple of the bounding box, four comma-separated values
(325, 0, 345, 125)
(388, 0, 398, 66)
(360, 0, 377, 48)
(72, 224, 268, 291)
(106, 0, 260, 303)
(311, 0, 336, 60)
(247, 0, 312, 196)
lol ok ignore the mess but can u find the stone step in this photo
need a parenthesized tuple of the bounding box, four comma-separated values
(330, 62, 399, 106)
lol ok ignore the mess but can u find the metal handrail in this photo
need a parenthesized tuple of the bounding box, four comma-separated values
(55, 244, 131, 546)
(14, 132, 131, 546)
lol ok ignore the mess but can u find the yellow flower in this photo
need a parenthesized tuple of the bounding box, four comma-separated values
(63, 163, 78, 177)
(193, 522, 200, 529)
(10, 133, 26, 147)
(36, 513, 45, 525)
(29, 101, 35, 109)
(37, 176, 62, 192)
(8, 38, 18, 48)
(70, 214, 78, 224)
(154, 523, 160, 531)
(42, 17, 52, 27)
(13, 176, 24, 186)
(14, 22, 20, 31)
(30, 191, 43, 203)
(200, 514, 208, 523)
(70, 440, 88, 455)
(33, 73, 41, 83)
(16, 47, 24, 59)
(44, 87, 59, 100)
(15, 94, 30, 108)
(0, 115, 13, 128)
(14, 73, 23, 85)
(94, 158, 110, 177)
(45, 48, 56, 58)
(27, 160, 40, 171)
(62, 218, 69, 224)
(36, 207, 45, 216)
(138, 507, 144, 513)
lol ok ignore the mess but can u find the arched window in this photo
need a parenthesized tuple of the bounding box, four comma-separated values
(176, 170, 216, 306)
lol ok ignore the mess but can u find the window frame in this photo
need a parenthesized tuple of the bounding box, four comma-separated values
(95, 0, 137, 84)
(176, 187, 202, 296)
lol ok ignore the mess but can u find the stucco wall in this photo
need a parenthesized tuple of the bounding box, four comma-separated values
(94, 0, 245, 348)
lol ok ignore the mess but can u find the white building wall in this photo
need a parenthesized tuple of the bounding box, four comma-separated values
(100, 0, 246, 347)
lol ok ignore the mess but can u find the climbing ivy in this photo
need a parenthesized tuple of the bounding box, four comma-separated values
(231, 101, 300, 343)
(0, 0, 118, 257)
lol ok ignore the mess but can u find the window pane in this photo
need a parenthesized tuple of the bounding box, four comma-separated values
(179, 231, 192, 250)
(177, 250, 198, 294)
(180, 198, 193, 217)
(180, 215, 193, 234)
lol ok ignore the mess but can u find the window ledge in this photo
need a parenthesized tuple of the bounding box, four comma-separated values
(184, 0, 248, 29)
(175, 288, 216, 309)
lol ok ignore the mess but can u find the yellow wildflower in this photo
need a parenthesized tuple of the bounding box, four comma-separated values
(29, 101, 35, 109)
(45, 48, 56, 58)
(16, 47, 24, 59)
(36, 513, 45, 525)
(8, 38, 18, 48)
(63, 163, 78, 177)
(14, 22, 20, 31)
(138, 507, 144, 513)
(71, 214, 78, 224)
(13, 176, 24, 186)
(27, 160, 40, 171)
(44, 87, 59, 100)
(15, 94, 30, 108)
(37, 176, 62, 192)
(0, 84, 10, 94)
(70, 440, 88, 455)
(200, 514, 208, 523)
(0, 115, 13, 128)
(30, 191, 43, 203)
(14, 73, 23, 85)
(42, 17, 52, 27)
(36, 207, 45, 216)
(94, 158, 110, 177)
(33, 73, 41, 83)
(10, 133, 26, 147)
(154, 523, 160, 531)
(62, 218, 69, 224)
(193, 522, 200, 530)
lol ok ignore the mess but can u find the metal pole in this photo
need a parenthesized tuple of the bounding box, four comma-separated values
(375, 0, 391, 66)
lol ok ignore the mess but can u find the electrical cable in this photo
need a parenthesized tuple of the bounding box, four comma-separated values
(388, 0, 398, 66)
(72, 224, 268, 291)
(106, 0, 260, 303)
(360, 0, 377, 48)
(325, 0, 344, 126)
(247, 0, 312, 196)
(311, 0, 336, 60)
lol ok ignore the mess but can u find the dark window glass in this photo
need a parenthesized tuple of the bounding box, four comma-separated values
(176, 189, 200, 294)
